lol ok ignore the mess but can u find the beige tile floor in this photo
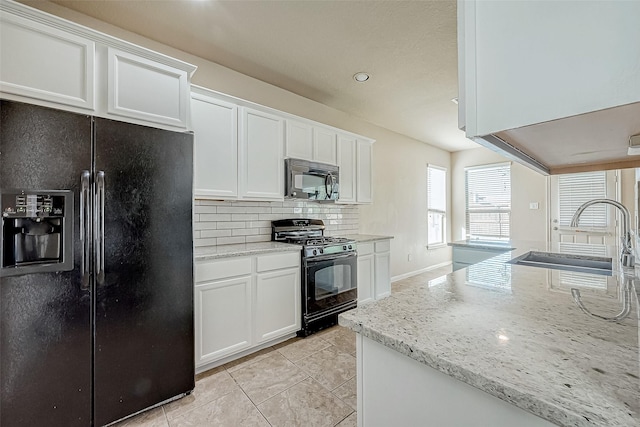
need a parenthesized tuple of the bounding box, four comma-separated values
(115, 265, 452, 427)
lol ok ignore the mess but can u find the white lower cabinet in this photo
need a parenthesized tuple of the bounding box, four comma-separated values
(255, 267, 300, 344)
(357, 243, 375, 303)
(357, 239, 391, 303)
(195, 251, 301, 370)
(195, 275, 252, 364)
(374, 239, 391, 299)
(451, 246, 509, 271)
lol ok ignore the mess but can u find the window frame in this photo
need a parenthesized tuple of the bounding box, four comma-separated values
(464, 162, 511, 240)
(427, 164, 447, 249)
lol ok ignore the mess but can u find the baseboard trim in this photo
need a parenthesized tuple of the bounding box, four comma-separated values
(391, 261, 452, 283)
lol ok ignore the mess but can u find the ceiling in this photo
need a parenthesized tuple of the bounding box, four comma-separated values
(33, 0, 477, 152)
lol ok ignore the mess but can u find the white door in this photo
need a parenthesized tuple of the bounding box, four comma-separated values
(239, 107, 284, 200)
(549, 170, 619, 246)
(194, 275, 252, 366)
(191, 92, 238, 198)
(254, 267, 300, 344)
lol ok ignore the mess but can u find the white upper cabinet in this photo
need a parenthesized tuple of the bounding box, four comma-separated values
(337, 135, 357, 204)
(357, 139, 373, 204)
(285, 120, 314, 160)
(313, 127, 338, 165)
(0, 0, 196, 130)
(107, 48, 189, 128)
(285, 119, 337, 166)
(0, 11, 95, 110)
(459, 0, 640, 174)
(239, 107, 284, 200)
(191, 90, 238, 199)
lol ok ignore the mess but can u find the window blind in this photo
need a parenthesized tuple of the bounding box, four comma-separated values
(558, 171, 607, 227)
(465, 163, 511, 239)
(557, 242, 608, 289)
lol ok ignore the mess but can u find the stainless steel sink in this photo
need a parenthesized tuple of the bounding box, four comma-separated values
(507, 251, 613, 276)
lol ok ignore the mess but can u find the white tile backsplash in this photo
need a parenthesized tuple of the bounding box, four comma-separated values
(193, 199, 359, 247)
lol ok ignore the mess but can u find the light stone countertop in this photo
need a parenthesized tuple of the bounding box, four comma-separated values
(339, 240, 639, 427)
(448, 238, 517, 251)
(194, 242, 301, 261)
(342, 234, 394, 243)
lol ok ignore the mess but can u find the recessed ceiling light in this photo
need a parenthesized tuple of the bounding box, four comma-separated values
(628, 134, 640, 156)
(353, 72, 370, 82)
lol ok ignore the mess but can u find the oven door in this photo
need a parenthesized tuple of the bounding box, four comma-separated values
(304, 252, 357, 318)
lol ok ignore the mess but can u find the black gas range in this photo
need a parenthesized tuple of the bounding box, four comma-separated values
(272, 219, 357, 336)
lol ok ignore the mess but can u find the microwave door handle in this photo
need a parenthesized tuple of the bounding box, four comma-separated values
(325, 173, 334, 200)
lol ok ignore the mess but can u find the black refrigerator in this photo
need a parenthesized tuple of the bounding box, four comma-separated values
(0, 100, 195, 426)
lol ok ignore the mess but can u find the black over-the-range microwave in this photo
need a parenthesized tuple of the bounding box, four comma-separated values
(284, 158, 339, 202)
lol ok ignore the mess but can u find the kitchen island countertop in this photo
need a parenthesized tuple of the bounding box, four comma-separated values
(339, 240, 639, 426)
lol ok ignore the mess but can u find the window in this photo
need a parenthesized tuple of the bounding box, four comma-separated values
(558, 171, 607, 227)
(427, 165, 446, 247)
(465, 163, 511, 239)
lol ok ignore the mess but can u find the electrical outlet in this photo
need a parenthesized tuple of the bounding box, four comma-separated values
(529, 202, 539, 210)
(407, 254, 413, 262)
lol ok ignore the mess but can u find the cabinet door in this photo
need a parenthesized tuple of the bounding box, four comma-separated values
(313, 127, 338, 165)
(374, 251, 391, 299)
(337, 135, 357, 203)
(357, 243, 375, 303)
(357, 140, 373, 203)
(0, 12, 95, 110)
(286, 120, 313, 160)
(195, 275, 252, 366)
(254, 267, 301, 344)
(239, 107, 284, 200)
(107, 48, 188, 128)
(191, 93, 238, 198)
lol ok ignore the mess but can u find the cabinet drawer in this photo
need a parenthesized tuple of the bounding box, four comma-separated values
(196, 257, 252, 283)
(375, 239, 390, 253)
(257, 252, 300, 272)
(358, 242, 374, 256)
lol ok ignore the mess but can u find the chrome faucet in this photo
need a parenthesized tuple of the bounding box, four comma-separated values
(570, 198, 634, 268)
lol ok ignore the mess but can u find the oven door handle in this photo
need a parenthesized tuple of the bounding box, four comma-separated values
(305, 251, 357, 263)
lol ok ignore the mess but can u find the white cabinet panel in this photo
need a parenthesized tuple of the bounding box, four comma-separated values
(108, 48, 188, 128)
(357, 140, 373, 204)
(313, 127, 338, 165)
(374, 251, 391, 299)
(255, 267, 301, 344)
(357, 252, 375, 304)
(191, 93, 238, 198)
(195, 275, 252, 365)
(285, 120, 313, 160)
(0, 13, 95, 110)
(240, 107, 284, 200)
(337, 135, 357, 203)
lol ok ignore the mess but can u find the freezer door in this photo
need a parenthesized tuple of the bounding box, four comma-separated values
(0, 100, 92, 426)
(93, 118, 194, 425)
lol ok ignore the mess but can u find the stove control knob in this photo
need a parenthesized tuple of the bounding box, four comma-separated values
(313, 249, 317, 255)
(343, 245, 347, 250)
(319, 248, 324, 254)
(348, 245, 353, 250)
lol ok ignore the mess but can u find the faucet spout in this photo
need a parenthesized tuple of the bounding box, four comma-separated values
(570, 198, 634, 268)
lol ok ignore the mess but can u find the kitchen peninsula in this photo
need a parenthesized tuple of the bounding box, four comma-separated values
(339, 241, 639, 427)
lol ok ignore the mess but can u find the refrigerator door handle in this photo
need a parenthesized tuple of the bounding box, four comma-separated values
(80, 170, 91, 290)
(95, 171, 106, 285)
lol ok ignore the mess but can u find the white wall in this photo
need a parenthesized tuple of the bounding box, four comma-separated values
(27, 1, 453, 279)
(451, 147, 548, 242)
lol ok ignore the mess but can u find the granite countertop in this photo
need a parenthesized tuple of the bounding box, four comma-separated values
(449, 238, 517, 251)
(342, 234, 394, 243)
(194, 242, 301, 261)
(339, 240, 639, 427)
